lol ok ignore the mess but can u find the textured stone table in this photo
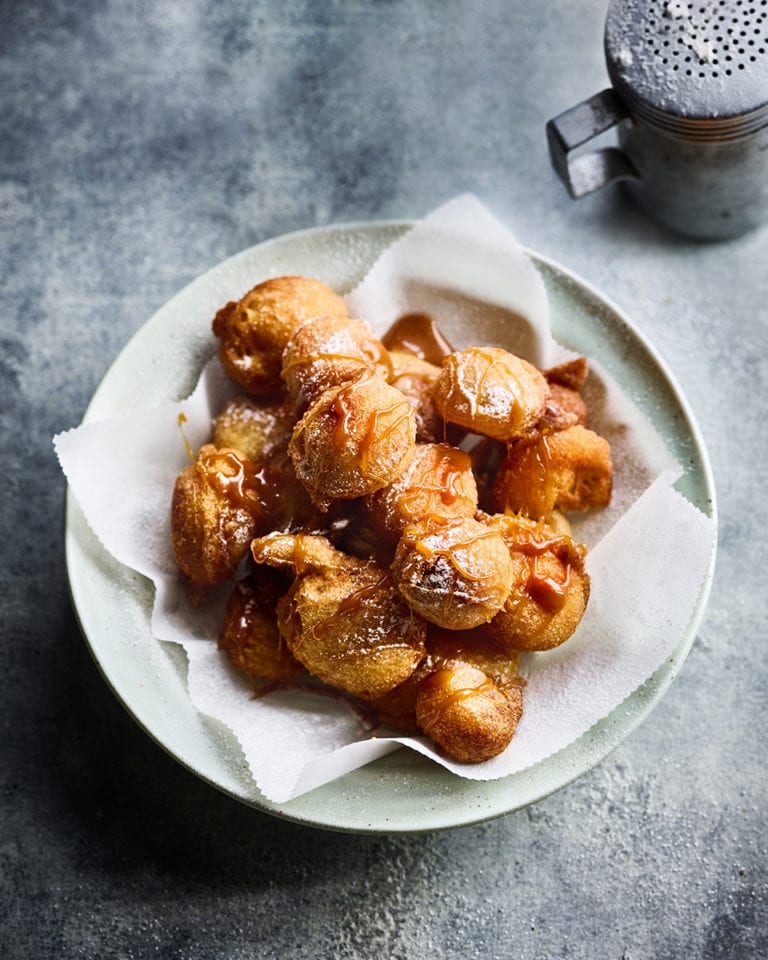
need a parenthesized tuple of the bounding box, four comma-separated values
(2, 2, 766, 957)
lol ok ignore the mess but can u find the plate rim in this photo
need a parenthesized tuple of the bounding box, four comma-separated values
(64, 218, 718, 833)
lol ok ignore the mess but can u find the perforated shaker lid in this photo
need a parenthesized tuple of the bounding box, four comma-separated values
(605, 0, 768, 139)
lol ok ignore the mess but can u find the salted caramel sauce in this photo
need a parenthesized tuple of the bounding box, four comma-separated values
(282, 350, 373, 375)
(360, 336, 395, 380)
(382, 313, 454, 367)
(508, 434, 555, 518)
(471, 347, 526, 425)
(395, 447, 472, 521)
(406, 522, 499, 584)
(198, 448, 263, 513)
(436, 448, 469, 504)
(527, 564, 571, 613)
(336, 570, 391, 616)
(177, 412, 196, 462)
(359, 400, 413, 477)
(330, 379, 360, 452)
(506, 527, 579, 615)
(306, 568, 417, 656)
(418, 668, 497, 728)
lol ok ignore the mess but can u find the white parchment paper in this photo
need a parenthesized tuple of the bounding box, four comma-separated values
(55, 195, 716, 803)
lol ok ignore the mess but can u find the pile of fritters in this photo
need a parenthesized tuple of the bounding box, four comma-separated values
(170, 276, 613, 763)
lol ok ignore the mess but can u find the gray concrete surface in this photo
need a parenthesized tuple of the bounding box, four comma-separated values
(1, 1, 766, 957)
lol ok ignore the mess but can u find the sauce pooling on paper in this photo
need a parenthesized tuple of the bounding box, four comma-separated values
(382, 313, 454, 366)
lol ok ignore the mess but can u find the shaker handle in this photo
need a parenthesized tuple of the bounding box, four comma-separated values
(546, 88, 638, 199)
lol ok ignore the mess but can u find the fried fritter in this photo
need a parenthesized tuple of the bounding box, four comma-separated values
(415, 663, 523, 762)
(288, 374, 417, 510)
(433, 346, 549, 441)
(388, 349, 444, 443)
(211, 393, 332, 534)
(282, 314, 391, 413)
(543, 357, 589, 428)
(218, 569, 302, 683)
(212, 276, 348, 396)
(363, 442, 478, 545)
(369, 625, 523, 732)
(170, 444, 265, 587)
(251, 533, 426, 700)
(425, 625, 522, 696)
(212, 395, 295, 464)
(391, 516, 514, 630)
(483, 513, 590, 652)
(490, 424, 613, 520)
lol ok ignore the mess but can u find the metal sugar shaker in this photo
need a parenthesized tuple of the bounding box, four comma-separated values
(547, 0, 768, 239)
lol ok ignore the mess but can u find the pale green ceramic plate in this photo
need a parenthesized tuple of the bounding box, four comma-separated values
(65, 222, 716, 833)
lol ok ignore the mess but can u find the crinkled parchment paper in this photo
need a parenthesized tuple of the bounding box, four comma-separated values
(55, 195, 716, 803)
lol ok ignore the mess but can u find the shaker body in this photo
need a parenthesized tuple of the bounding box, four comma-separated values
(618, 121, 768, 240)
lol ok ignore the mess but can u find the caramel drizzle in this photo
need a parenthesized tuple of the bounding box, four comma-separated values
(307, 571, 415, 654)
(505, 528, 579, 615)
(283, 350, 375, 375)
(404, 523, 498, 584)
(382, 313, 454, 366)
(395, 448, 471, 520)
(327, 373, 412, 477)
(470, 347, 525, 424)
(198, 449, 263, 512)
(507, 434, 555, 518)
(177, 412, 195, 462)
(418, 669, 496, 728)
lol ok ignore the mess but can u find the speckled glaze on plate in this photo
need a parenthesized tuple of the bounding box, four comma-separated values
(64, 222, 716, 834)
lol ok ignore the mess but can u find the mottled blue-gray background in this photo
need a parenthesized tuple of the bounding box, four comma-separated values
(2, 1, 766, 957)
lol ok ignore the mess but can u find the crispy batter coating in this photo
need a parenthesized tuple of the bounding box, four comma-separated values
(369, 625, 523, 732)
(425, 625, 522, 695)
(388, 349, 444, 443)
(212, 396, 295, 464)
(218, 569, 302, 683)
(251, 533, 426, 700)
(288, 373, 417, 510)
(544, 357, 590, 428)
(491, 424, 613, 520)
(483, 513, 590, 652)
(212, 276, 348, 396)
(282, 314, 391, 413)
(433, 346, 549, 441)
(544, 356, 589, 391)
(363, 442, 478, 545)
(172, 294, 614, 764)
(170, 444, 265, 586)
(415, 663, 522, 762)
(211, 393, 334, 533)
(391, 516, 514, 630)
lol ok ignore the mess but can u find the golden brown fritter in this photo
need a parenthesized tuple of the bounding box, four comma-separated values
(415, 663, 523, 762)
(212, 396, 295, 464)
(212, 276, 348, 396)
(490, 424, 613, 520)
(218, 569, 302, 683)
(433, 346, 549, 441)
(211, 394, 331, 534)
(251, 533, 427, 700)
(363, 442, 478, 545)
(388, 349, 444, 443)
(281, 314, 391, 413)
(483, 513, 590, 652)
(170, 444, 265, 587)
(543, 356, 590, 428)
(425, 624, 522, 695)
(391, 516, 514, 630)
(171, 293, 616, 764)
(288, 373, 417, 510)
(370, 625, 523, 732)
